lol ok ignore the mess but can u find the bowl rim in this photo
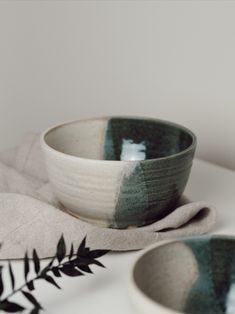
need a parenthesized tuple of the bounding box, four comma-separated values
(40, 115, 197, 164)
(129, 235, 235, 314)
(129, 238, 182, 314)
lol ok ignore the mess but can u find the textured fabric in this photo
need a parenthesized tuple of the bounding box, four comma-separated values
(0, 134, 217, 259)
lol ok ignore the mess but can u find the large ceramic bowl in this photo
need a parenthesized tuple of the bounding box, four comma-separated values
(40, 116, 196, 229)
(129, 235, 235, 314)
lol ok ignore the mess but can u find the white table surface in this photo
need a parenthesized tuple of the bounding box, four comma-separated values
(1, 158, 235, 313)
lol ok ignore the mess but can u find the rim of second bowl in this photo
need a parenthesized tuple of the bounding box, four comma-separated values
(129, 239, 182, 314)
(129, 235, 235, 314)
(40, 115, 197, 164)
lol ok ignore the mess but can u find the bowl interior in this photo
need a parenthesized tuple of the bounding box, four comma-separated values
(44, 117, 194, 161)
(133, 236, 235, 314)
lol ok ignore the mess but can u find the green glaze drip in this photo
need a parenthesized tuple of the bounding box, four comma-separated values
(110, 162, 149, 229)
(103, 117, 194, 228)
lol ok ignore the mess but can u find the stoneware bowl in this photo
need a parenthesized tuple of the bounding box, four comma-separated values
(40, 116, 196, 228)
(129, 235, 235, 314)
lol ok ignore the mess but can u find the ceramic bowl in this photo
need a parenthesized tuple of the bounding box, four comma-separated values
(129, 235, 235, 314)
(40, 116, 196, 228)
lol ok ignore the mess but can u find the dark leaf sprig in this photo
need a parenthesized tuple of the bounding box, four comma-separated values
(0, 235, 109, 313)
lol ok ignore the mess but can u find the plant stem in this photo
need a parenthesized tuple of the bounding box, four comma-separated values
(3, 277, 39, 300)
(2, 256, 80, 301)
(2, 261, 56, 300)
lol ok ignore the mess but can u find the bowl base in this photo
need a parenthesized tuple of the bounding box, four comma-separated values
(61, 203, 166, 230)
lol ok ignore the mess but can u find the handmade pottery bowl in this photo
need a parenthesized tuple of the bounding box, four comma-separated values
(41, 116, 196, 228)
(129, 235, 235, 314)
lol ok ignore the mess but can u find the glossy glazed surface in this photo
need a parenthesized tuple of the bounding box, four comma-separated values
(104, 118, 193, 161)
(132, 236, 235, 314)
(41, 117, 196, 228)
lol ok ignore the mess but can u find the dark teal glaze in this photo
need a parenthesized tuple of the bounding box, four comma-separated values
(104, 117, 196, 228)
(104, 117, 193, 161)
(184, 236, 235, 314)
(110, 163, 149, 229)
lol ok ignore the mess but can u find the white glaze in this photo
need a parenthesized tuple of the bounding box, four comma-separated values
(41, 118, 130, 226)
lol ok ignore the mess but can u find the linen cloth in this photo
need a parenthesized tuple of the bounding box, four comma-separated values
(0, 134, 217, 259)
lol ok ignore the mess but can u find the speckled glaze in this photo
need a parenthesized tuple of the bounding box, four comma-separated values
(129, 236, 235, 314)
(40, 116, 196, 229)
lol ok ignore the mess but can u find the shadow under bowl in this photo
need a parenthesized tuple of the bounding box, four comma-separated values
(41, 116, 196, 228)
(130, 235, 235, 314)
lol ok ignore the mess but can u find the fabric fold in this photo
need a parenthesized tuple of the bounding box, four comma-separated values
(0, 134, 217, 259)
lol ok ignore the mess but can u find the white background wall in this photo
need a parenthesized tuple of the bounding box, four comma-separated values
(0, 0, 234, 169)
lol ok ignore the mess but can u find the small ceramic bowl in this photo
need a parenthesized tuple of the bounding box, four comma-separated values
(129, 235, 235, 314)
(40, 116, 196, 228)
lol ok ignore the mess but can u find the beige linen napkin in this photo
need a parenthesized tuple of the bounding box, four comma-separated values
(0, 134, 217, 259)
